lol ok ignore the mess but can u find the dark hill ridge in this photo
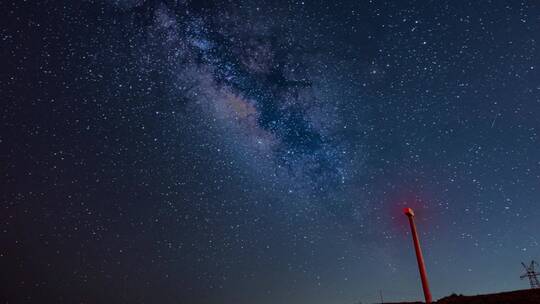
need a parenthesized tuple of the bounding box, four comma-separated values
(384, 288, 540, 304)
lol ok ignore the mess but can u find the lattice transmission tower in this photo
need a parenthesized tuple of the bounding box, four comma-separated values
(520, 260, 540, 289)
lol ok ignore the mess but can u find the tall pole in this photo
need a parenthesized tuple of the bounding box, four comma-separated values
(404, 208, 432, 303)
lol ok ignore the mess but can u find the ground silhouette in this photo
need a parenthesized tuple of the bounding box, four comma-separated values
(384, 288, 540, 304)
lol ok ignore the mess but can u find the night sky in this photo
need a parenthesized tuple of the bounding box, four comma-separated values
(2, 1, 540, 303)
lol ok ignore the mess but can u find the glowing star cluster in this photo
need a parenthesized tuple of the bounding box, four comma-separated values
(129, 1, 362, 200)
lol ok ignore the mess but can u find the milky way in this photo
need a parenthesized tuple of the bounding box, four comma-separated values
(120, 1, 366, 209)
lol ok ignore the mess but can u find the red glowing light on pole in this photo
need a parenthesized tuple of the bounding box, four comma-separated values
(404, 207, 432, 304)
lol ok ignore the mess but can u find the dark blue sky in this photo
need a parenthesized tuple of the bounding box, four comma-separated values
(2, 1, 540, 303)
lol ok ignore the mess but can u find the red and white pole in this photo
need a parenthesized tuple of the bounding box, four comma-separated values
(404, 207, 432, 303)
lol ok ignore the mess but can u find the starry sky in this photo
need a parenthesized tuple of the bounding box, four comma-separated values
(2, 1, 540, 303)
